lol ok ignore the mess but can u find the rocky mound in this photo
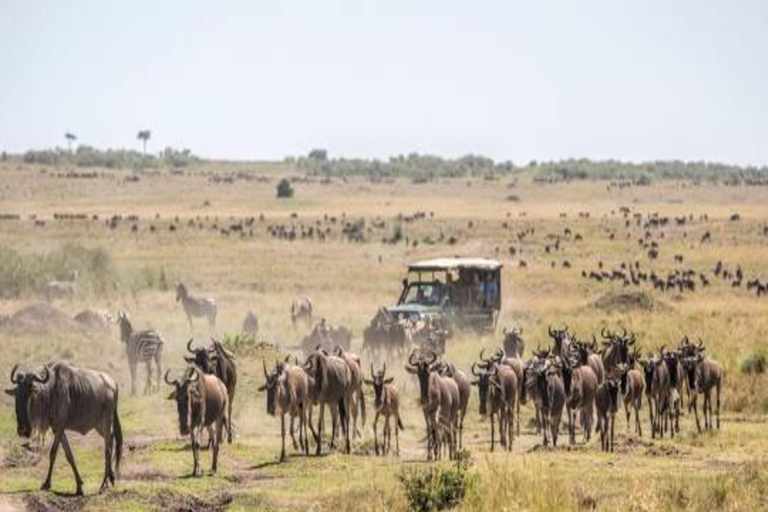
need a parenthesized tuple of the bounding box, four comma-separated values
(3, 302, 85, 336)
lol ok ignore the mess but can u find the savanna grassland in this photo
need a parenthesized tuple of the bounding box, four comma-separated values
(1, 158, 767, 512)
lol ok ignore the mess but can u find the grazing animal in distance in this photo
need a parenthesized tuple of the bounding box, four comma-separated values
(175, 282, 217, 331)
(165, 367, 228, 476)
(5, 362, 123, 496)
(291, 296, 313, 329)
(503, 326, 525, 358)
(46, 270, 78, 301)
(364, 363, 404, 456)
(73, 308, 113, 332)
(242, 311, 259, 337)
(117, 311, 164, 396)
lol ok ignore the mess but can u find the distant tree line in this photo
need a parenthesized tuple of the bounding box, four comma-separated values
(292, 150, 768, 184)
(23, 145, 199, 170)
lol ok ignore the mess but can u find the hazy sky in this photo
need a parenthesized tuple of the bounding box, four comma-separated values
(1, 0, 766, 164)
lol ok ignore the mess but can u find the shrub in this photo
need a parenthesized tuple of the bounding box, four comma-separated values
(740, 351, 767, 375)
(397, 450, 475, 512)
(276, 178, 294, 198)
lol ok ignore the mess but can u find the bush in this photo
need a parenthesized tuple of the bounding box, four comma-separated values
(740, 351, 767, 375)
(397, 450, 475, 512)
(276, 178, 294, 198)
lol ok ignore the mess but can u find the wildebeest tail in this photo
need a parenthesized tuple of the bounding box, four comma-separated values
(397, 415, 404, 431)
(113, 394, 123, 477)
(338, 398, 347, 432)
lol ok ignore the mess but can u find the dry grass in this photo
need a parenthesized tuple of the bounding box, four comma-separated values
(0, 159, 767, 511)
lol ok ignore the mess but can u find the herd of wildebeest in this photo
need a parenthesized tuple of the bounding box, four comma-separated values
(3, 279, 724, 497)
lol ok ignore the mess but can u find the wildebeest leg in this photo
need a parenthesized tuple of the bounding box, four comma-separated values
(99, 425, 113, 492)
(60, 433, 85, 496)
(280, 413, 286, 462)
(648, 396, 655, 438)
(395, 413, 400, 456)
(567, 407, 575, 445)
(691, 394, 702, 433)
(42, 431, 63, 491)
(341, 397, 351, 455)
(329, 405, 339, 450)
(516, 397, 521, 438)
(716, 382, 721, 430)
(210, 425, 219, 473)
(191, 428, 200, 477)
(373, 410, 380, 456)
(610, 413, 615, 452)
(490, 411, 495, 452)
(289, 414, 298, 450)
(635, 398, 642, 437)
(315, 403, 325, 455)
(384, 414, 390, 456)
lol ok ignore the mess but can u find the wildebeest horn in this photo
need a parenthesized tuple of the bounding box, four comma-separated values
(503, 327, 507, 335)
(382, 362, 386, 376)
(471, 362, 483, 376)
(494, 347, 504, 361)
(408, 352, 418, 366)
(334, 346, 342, 355)
(186, 338, 195, 353)
(164, 369, 177, 386)
(370, 363, 375, 379)
(601, 327, 610, 339)
(562, 324, 568, 333)
(628, 333, 636, 346)
(187, 368, 200, 382)
(263, 359, 269, 379)
(682, 335, 689, 345)
(32, 366, 49, 384)
(621, 327, 627, 338)
(660, 345, 666, 356)
(10, 364, 21, 384)
(284, 355, 292, 363)
(548, 325, 554, 337)
(425, 351, 437, 365)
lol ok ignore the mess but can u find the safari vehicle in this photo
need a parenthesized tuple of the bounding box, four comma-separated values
(389, 257, 502, 332)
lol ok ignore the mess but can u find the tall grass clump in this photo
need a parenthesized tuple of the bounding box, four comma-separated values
(739, 351, 767, 375)
(397, 450, 475, 512)
(0, 243, 118, 299)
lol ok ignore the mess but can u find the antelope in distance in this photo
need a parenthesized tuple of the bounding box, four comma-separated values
(175, 282, 217, 331)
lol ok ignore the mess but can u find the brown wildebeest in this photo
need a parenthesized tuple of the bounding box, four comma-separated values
(304, 348, 352, 455)
(6, 362, 122, 496)
(471, 362, 517, 452)
(259, 360, 311, 461)
(682, 340, 722, 433)
(165, 367, 228, 476)
(364, 363, 404, 456)
(184, 338, 237, 443)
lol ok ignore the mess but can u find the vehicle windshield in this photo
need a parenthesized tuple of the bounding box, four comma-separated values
(401, 282, 444, 306)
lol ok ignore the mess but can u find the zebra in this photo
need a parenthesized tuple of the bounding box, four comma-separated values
(117, 310, 164, 396)
(175, 282, 217, 331)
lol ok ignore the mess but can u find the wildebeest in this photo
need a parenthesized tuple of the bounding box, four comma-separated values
(548, 325, 572, 360)
(333, 346, 366, 439)
(434, 361, 470, 449)
(640, 348, 673, 439)
(165, 367, 229, 476)
(304, 348, 352, 455)
(117, 311, 164, 396)
(291, 296, 313, 329)
(175, 282, 217, 331)
(502, 326, 525, 358)
(682, 340, 722, 433)
(405, 351, 459, 460)
(300, 319, 352, 358)
(471, 362, 517, 451)
(595, 374, 621, 452)
(6, 362, 122, 495)
(562, 357, 598, 444)
(363, 307, 407, 362)
(619, 358, 644, 437)
(259, 359, 311, 461)
(46, 270, 78, 301)
(523, 356, 566, 447)
(242, 311, 259, 337)
(184, 338, 237, 443)
(482, 348, 524, 436)
(364, 363, 404, 456)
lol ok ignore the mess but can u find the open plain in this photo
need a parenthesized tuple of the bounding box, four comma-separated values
(1, 159, 767, 512)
